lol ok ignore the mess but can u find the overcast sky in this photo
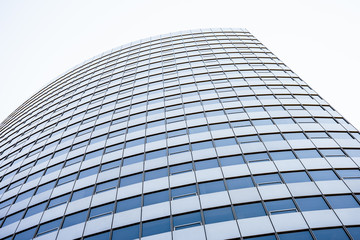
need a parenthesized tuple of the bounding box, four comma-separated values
(0, 0, 359, 129)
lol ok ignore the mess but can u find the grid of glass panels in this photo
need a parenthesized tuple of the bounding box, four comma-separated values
(0, 28, 360, 240)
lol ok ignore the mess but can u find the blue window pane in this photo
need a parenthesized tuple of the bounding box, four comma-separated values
(283, 132, 307, 140)
(281, 171, 311, 183)
(235, 202, 266, 219)
(265, 199, 297, 215)
(25, 202, 47, 218)
(14, 227, 36, 240)
(26, 170, 44, 183)
(199, 180, 225, 194)
(347, 227, 360, 240)
(65, 155, 83, 166)
(112, 224, 139, 239)
(313, 228, 350, 240)
(96, 179, 118, 193)
(254, 174, 282, 186)
(219, 155, 245, 166)
(90, 135, 107, 145)
(147, 133, 166, 143)
(188, 126, 208, 134)
(226, 176, 254, 190)
(78, 166, 99, 179)
(116, 196, 142, 212)
(120, 173, 142, 187)
(48, 193, 71, 208)
(309, 170, 338, 181)
(89, 203, 114, 220)
(244, 235, 276, 240)
(15, 188, 36, 203)
(326, 195, 359, 209)
(336, 169, 360, 179)
(170, 163, 193, 174)
(101, 160, 121, 172)
(2, 211, 24, 227)
(344, 149, 360, 158)
(296, 196, 329, 211)
(126, 138, 144, 148)
(171, 184, 197, 199)
(238, 135, 260, 144)
(57, 173, 77, 185)
(274, 118, 295, 125)
(36, 181, 56, 194)
(37, 218, 62, 236)
(195, 159, 219, 170)
(191, 141, 213, 151)
(270, 151, 296, 161)
(204, 207, 234, 224)
(143, 190, 169, 206)
(71, 186, 94, 201)
(295, 150, 321, 159)
(167, 129, 187, 138)
(169, 144, 189, 155)
(84, 231, 110, 240)
(245, 153, 270, 162)
(62, 210, 88, 228)
(105, 143, 123, 153)
(145, 168, 168, 181)
(85, 149, 103, 161)
(146, 149, 166, 160)
(46, 163, 63, 174)
(173, 211, 202, 230)
(142, 217, 171, 237)
(320, 149, 345, 157)
(210, 123, 230, 130)
(261, 134, 283, 142)
(123, 154, 144, 166)
(214, 138, 237, 147)
(278, 231, 313, 240)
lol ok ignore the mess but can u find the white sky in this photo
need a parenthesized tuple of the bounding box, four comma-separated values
(0, 0, 359, 129)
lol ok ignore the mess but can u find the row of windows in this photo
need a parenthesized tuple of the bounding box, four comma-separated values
(4, 196, 360, 240)
(0, 72, 310, 157)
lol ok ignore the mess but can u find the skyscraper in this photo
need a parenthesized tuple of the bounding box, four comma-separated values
(0, 28, 360, 240)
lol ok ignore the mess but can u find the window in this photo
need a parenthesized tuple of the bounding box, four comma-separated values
(307, 132, 329, 139)
(281, 171, 311, 183)
(84, 231, 111, 240)
(295, 149, 321, 159)
(265, 199, 297, 215)
(171, 184, 197, 200)
(214, 138, 237, 147)
(145, 168, 168, 181)
(347, 227, 360, 240)
(309, 170, 338, 181)
(24, 202, 47, 218)
(112, 224, 140, 240)
(65, 155, 83, 166)
(36, 218, 62, 237)
(142, 217, 171, 237)
(173, 211, 202, 230)
(84, 149, 103, 161)
(123, 154, 143, 166)
(48, 193, 71, 209)
(116, 196, 142, 212)
(170, 162, 193, 174)
(313, 228, 350, 240)
(14, 227, 36, 240)
(104, 143, 123, 153)
(101, 159, 121, 172)
(2, 210, 24, 227)
(283, 132, 307, 140)
(226, 176, 254, 190)
(36, 181, 56, 194)
(326, 195, 359, 209)
(146, 149, 166, 160)
(270, 151, 296, 161)
(125, 138, 144, 148)
(219, 155, 245, 166)
(278, 231, 313, 240)
(336, 169, 360, 179)
(96, 179, 118, 193)
(234, 202, 266, 219)
(203, 207, 234, 224)
(195, 158, 219, 170)
(62, 210, 88, 228)
(168, 144, 189, 155)
(245, 152, 270, 163)
(199, 180, 225, 194)
(120, 173, 142, 187)
(143, 190, 169, 206)
(89, 203, 114, 220)
(260, 134, 283, 142)
(253, 173, 282, 186)
(57, 173, 77, 186)
(320, 149, 346, 157)
(71, 186, 94, 201)
(78, 166, 99, 179)
(296, 196, 329, 211)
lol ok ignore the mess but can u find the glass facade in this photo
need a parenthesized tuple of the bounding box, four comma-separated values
(0, 28, 360, 240)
